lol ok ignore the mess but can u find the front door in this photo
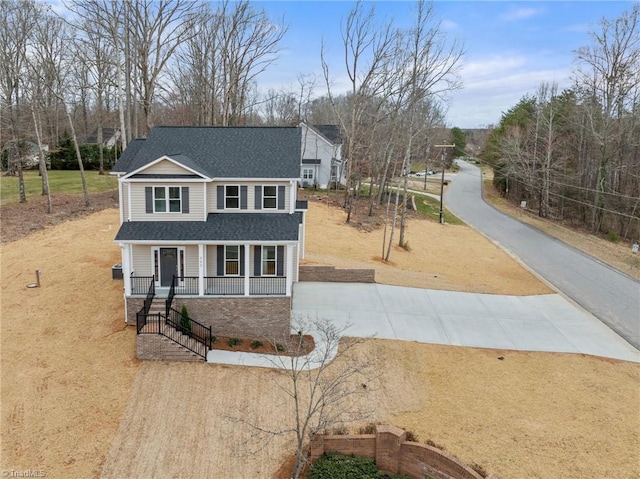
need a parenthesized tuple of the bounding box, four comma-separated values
(160, 248, 178, 287)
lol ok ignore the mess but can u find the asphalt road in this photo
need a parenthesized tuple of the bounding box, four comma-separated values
(444, 160, 640, 350)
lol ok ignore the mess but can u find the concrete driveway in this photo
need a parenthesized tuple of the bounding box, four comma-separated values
(292, 282, 639, 363)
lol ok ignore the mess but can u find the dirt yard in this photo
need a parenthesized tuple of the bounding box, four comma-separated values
(1, 197, 638, 479)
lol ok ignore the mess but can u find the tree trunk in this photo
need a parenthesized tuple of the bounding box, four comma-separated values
(63, 102, 90, 207)
(32, 109, 52, 213)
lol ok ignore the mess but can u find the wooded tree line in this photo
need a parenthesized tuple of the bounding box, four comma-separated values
(1, 0, 462, 255)
(482, 5, 640, 241)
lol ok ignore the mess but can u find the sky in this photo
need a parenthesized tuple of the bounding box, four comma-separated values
(253, 1, 637, 128)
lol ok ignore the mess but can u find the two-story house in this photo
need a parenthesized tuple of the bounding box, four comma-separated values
(300, 123, 345, 189)
(112, 126, 307, 360)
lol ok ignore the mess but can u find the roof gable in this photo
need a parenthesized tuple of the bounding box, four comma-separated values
(126, 156, 209, 179)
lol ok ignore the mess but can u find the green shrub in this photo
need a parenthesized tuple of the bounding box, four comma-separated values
(227, 337, 242, 348)
(250, 340, 263, 350)
(275, 343, 286, 352)
(180, 304, 191, 334)
(309, 453, 410, 479)
(607, 231, 620, 243)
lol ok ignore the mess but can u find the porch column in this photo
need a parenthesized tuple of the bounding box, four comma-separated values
(121, 243, 131, 296)
(244, 243, 250, 296)
(290, 180, 296, 213)
(198, 244, 205, 296)
(286, 243, 293, 297)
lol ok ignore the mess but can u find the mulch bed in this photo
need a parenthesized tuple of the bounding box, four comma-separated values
(211, 334, 315, 357)
(1, 191, 119, 244)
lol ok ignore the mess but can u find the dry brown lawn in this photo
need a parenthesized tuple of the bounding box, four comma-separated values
(1, 201, 638, 479)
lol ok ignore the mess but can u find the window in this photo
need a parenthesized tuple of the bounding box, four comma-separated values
(330, 164, 337, 180)
(262, 246, 276, 276)
(302, 168, 314, 181)
(225, 246, 239, 275)
(154, 186, 181, 213)
(225, 185, 239, 209)
(263, 186, 277, 209)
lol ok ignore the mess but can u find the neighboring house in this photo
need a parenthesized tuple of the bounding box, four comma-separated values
(111, 126, 307, 361)
(22, 141, 49, 168)
(299, 122, 345, 189)
(85, 127, 121, 148)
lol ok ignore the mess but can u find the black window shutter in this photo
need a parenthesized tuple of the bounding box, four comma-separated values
(241, 186, 248, 210)
(277, 185, 285, 210)
(182, 187, 189, 213)
(254, 186, 262, 210)
(254, 246, 261, 276)
(145, 187, 153, 213)
(277, 246, 284, 276)
(217, 246, 224, 276)
(217, 185, 224, 210)
(240, 246, 245, 275)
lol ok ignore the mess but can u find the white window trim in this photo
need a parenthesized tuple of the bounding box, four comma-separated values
(225, 184, 240, 210)
(261, 245, 277, 276)
(154, 186, 182, 213)
(225, 245, 241, 276)
(302, 168, 314, 180)
(262, 185, 278, 210)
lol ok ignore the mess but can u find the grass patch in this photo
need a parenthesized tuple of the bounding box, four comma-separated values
(412, 192, 464, 225)
(1, 170, 118, 204)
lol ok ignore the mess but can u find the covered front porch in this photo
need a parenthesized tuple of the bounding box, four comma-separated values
(130, 273, 288, 297)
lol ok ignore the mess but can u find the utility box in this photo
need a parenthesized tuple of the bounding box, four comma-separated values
(112, 263, 123, 280)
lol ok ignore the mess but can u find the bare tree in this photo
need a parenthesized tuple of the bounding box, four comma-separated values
(397, 0, 464, 247)
(237, 317, 377, 479)
(218, 0, 288, 125)
(0, 0, 43, 202)
(574, 4, 640, 232)
(30, 12, 91, 206)
(66, 0, 129, 148)
(322, 0, 399, 223)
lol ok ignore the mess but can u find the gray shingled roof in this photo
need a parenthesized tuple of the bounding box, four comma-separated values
(112, 126, 301, 179)
(115, 213, 303, 242)
(313, 124, 342, 145)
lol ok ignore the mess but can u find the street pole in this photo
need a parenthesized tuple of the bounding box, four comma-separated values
(435, 144, 455, 224)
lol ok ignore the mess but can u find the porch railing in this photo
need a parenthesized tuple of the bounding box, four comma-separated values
(166, 307, 212, 357)
(131, 274, 155, 295)
(173, 276, 199, 295)
(204, 276, 244, 295)
(138, 312, 211, 360)
(250, 276, 286, 295)
(135, 276, 155, 333)
(130, 274, 288, 297)
(166, 275, 176, 317)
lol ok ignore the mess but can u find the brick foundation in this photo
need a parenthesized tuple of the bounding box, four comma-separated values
(299, 265, 375, 283)
(174, 296, 291, 341)
(136, 334, 202, 362)
(310, 425, 501, 479)
(126, 296, 291, 340)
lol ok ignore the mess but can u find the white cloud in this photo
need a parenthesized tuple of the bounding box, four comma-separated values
(440, 19, 459, 31)
(500, 7, 544, 22)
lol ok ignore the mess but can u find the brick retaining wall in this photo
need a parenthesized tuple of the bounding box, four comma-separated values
(299, 265, 375, 283)
(310, 425, 503, 479)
